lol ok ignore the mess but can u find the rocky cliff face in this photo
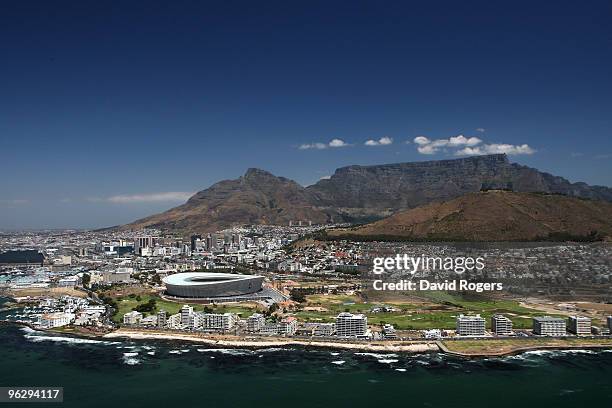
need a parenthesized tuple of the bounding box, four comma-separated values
(122, 155, 612, 234)
(307, 154, 612, 214)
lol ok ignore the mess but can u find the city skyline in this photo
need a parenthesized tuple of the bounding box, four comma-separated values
(2, 0, 612, 229)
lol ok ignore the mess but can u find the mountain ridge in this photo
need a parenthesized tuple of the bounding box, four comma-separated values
(120, 154, 612, 234)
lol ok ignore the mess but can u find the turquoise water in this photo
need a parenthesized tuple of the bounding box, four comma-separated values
(1, 324, 611, 408)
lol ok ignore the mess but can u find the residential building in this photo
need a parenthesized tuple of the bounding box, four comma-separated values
(180, 305, 193, 327)
(568, 316, 591, 335)
(278, 316, 298, 336)
(313, 323, 335, 337)
(382, 324, 398, 339)
(201, 313, 236, 331)
(491, 314, 513, 335)
(123, 311, 143, 325)
(39, 312, 75, 328)
(456, 314, 486, 336)
(247, 313, 266, 332)
(336, 312, 367, 338)
(533, 316, 566, 336)
(157, 309, 167, 328)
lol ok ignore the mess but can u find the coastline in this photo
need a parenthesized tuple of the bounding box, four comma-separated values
(5, 321, 612, 357)
(103, 328, 440, 353)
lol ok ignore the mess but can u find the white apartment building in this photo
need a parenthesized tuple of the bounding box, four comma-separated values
(247, 313, 266, 332)
(336, 312, 367, 338)
(533, 316, 566, 336)
(123, 311, 143, 325)
(201, 313, 236, 331)
(167, 313, 182, 329)
(491, 314, 513, 335)
(382, 324, 398, 339)
(278, 316, 298, 336)
(39, 312, 75, 328)
(568, 316, 591, 335)
(157, 310, 167, 328)
(456, 314, 486, 336)
(180, 305, 194, 327)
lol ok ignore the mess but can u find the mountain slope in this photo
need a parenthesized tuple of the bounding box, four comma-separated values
(124, 168, 331, 233)
(119, 155, 612, 234)
(328, 191, 612, 241)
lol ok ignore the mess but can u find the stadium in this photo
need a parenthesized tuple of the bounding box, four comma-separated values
(162, 272, 265, 299)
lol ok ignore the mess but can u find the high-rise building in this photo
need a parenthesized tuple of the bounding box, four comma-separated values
(190, 234, 202, 251)
(206, 234, 216, 250)
(491, 314, 513, 335)
(336, 312, 367, 338)
(180, 305, 193, 327)
(134, 236, 156, 255)
(456, 314, 486, 336)
(568, 316, 591, 335)
(157, 309, 167, 328)
(533, 316, 566, 336)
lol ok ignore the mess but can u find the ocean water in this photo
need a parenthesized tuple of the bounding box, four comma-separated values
(0, 325, 611, 408)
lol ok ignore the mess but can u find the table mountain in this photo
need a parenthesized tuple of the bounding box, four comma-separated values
(120, 154, 612, 234)
(306, 154, 612, 217)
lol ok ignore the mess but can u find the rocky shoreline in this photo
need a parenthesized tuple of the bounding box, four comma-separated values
(104, 328, 440, 353)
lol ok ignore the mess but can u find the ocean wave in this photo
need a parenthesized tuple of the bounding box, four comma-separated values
(354, 352, 399, 359)
(122, 355, 141, 365)
(395, 368, 407, 372)
(123, 352, 139, 357)
(23, 331, 118, 346)
(196, 348, 254, 356)
(331, 360, 345, 365)
(378, 359, 399, 364)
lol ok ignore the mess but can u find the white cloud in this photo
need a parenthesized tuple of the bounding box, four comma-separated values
(475, 128, 486, 133)
(455, 143, 536, 156)
(89, 192, 193, 204)
(329, 138, 348, 148)
(447, 135, 482, 146)
(413, 133, 534, 156)
(319, 175, 331, 180)
(364, 136, 393, 146)
(299, 139, 349, 149)
(417, 144, 439, 155)
(414, 136, 431, 145)
(413, 134, 482, 154)
(299, 142, 327, 150)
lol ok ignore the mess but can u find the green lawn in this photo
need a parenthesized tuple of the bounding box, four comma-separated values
(296, 291, 562, 330)
(110, 294, 258, 323)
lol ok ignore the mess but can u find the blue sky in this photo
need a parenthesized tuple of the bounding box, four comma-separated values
(1, 0, 611, 229)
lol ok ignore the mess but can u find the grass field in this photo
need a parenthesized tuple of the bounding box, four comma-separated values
(443, 338, 612, 355)
(295, 292, 561, 330)
(107, 294, 260, 323)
